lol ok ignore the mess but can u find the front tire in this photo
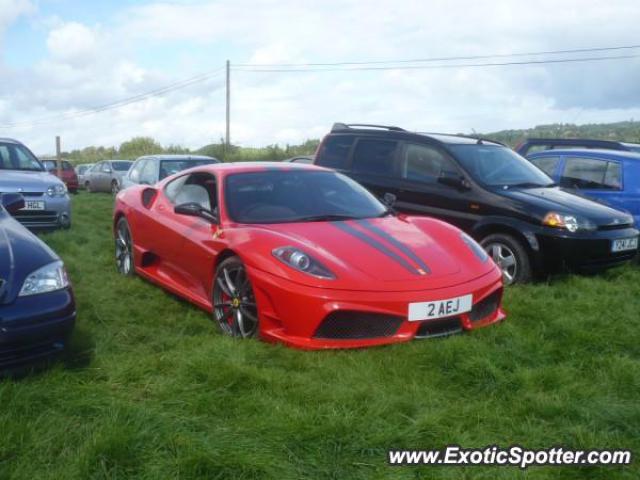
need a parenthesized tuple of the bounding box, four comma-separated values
(212, 257, 259, 338)
(115, 217, 135, 276)
(111, 180, 119, 195)
(85, 181, 92, 193)
(481, 233, 532, 285)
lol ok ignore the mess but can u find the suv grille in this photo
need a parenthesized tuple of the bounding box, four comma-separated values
(598, 222, 633, 231)
(314, 311, 403, 339)
(469, 290, 502, 322)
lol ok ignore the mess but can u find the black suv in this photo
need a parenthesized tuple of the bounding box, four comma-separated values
(314, 123, 639, 284)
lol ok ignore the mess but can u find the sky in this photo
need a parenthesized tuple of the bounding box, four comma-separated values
(1, 0, 640, 155)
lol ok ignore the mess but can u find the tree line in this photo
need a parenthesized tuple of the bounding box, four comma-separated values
(59, 120, 640, 165)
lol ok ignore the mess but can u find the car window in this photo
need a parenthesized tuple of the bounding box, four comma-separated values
(128, 159, 145, 183)
(62, 161, 73, 171)
(530, 156, 561, 176)
(0, 142, 43, 171)
(315, 135, 355, 169)
(159, 159, 217, 179)
(140, 159, 157, 184)
(112, 161, 132, 172)
(101, 162, 112, 173)
(42, 160, 56, 170)
(400, 143, 458, 183)
(352, 139, 398, 176)
(561, 157, 622, 190)
(170, 172, 217, 211)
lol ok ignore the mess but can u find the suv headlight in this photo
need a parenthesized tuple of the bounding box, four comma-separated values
(461, 232, 489, 262)
(19, 261, 69, 297)
(47, 184, 67, 197)
(272, 246, 336, 279)
(543, 212, 596, 233)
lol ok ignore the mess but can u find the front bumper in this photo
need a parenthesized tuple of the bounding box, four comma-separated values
(534, 226, 639, 271)
(12, 194, 72, 229)
(249, 267, 505, 349)
(0, 288, 76, 369)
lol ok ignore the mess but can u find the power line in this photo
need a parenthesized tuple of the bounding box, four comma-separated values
(1, 67, 225, 129)
(233, 53, 640, 72)
(234, 44, 640, 67)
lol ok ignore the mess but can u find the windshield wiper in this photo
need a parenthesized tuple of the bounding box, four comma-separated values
(506, 182, 552, 189)
(288, 214, 361, 222)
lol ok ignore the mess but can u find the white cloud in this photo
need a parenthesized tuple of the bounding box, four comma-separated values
(2, 0, 640, 154)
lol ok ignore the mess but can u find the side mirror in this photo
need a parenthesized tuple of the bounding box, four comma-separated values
(438, 171, 470, 190)
(1, 193, 25, 214)
(382, 192, 397, 207)
(174, 202, 218, 223)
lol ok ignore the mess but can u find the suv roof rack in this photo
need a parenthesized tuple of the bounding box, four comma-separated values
(331, 123, 406, 132)
(416, 132, 505, 146)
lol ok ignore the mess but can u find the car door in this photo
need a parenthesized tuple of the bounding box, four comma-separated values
(346, 136, 404, 201)
(391, 142, 479, 231)
(146, 172, 221, 303)
(99, 162, 113, 191)
(558, 156, 625, 211)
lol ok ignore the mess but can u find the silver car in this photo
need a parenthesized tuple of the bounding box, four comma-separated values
(0, 137, 71, 229)
(76, 163, 94, 188)
(84, 160, 133, 194)
(121, 154, 219, 189)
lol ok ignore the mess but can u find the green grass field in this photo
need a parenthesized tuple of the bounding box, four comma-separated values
(1, 193, 639, 479)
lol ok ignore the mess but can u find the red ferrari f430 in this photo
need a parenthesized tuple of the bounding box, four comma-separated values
(113, 162, 505, 349)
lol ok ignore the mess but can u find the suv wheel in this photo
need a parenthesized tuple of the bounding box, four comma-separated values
(480, 233, 532, 285)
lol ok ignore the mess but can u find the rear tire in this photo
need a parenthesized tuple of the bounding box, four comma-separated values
(115, 217, 135, 276)
(480, 233, 532, 285)
(111, 180, 119, 195)
(212, 256, 259, 338)
(85, 181, 92, 193)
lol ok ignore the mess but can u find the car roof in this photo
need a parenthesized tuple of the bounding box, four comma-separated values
(188, 161, 329, 175)
(529, 148, 640, 160)
(0, 137, 21, 144)
(328, 123, 503, 146)
(141, 154, 218, 161)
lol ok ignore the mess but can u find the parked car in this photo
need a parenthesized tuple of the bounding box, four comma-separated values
(283, 155, 314, 164)
(84, 160, 133, 193)
(314, 123, 639, 284)
(75, 163, 94, 188)
(0, 193, 76, 371)
(121, 154, 219, 190)
(0, 138, 71, 229)
(42, 159, 79, 193)
(515, 138, 640, 157)
(113, 162, 505, 348)
(527, 148, 640, 226)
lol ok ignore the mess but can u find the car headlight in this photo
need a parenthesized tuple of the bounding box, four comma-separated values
(19, 261, 69, 297)
(47, 184, 67, 197)
(272, 246, 336, 279)
(461, 232, 489, 262)
(542, 212, 596, 232)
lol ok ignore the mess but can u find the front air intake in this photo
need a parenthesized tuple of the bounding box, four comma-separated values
(313, 311, 403, 339)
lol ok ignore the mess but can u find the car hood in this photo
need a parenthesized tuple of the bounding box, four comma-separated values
(231, 215, 497, 291)
(0, 170, 63, 193)
(496, 186, 633, 226)
(0, 209, 58, 304)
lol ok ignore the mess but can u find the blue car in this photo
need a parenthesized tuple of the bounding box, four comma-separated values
(0, 193, 76, 371)
(527, 148, 640, 226)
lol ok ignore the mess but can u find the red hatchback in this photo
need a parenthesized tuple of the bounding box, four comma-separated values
(113, 163, 505, 349)
(42, 160, 79, 193)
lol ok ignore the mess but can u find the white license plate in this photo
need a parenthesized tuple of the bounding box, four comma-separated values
(22, 200, 45, 211)
(611, 237, 638, 253)
(408, 294, 473, 322)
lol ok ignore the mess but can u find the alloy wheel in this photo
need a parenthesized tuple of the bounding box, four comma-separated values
(115, 219, 133, 275)
(213, 260, 258, 338)
(486, 242, 518, 285)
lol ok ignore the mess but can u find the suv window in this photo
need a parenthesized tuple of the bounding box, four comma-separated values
(530, 156, 561, 176)
(315, 135, 355, 169)
(561, 157, 622, 190)
(400, 144, 457, 183)
(352, 139, 398, 176)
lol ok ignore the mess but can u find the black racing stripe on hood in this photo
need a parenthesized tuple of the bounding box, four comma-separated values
(331, 221, 421, 275)
(355, 219, 431, 274)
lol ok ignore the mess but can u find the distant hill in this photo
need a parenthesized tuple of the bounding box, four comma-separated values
(481, 121, 640, 147)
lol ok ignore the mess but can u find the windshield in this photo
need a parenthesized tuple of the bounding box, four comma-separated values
(225, 170, 387, 224)
(0, 142, 44, 171)
(449, 145, 554, 188)
(111, 161, 132, 171)
(160, 159, 217, 180)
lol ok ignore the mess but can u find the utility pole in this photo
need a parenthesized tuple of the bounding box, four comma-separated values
(55, 136, 62, 177)
(225, 59, 230, 158)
